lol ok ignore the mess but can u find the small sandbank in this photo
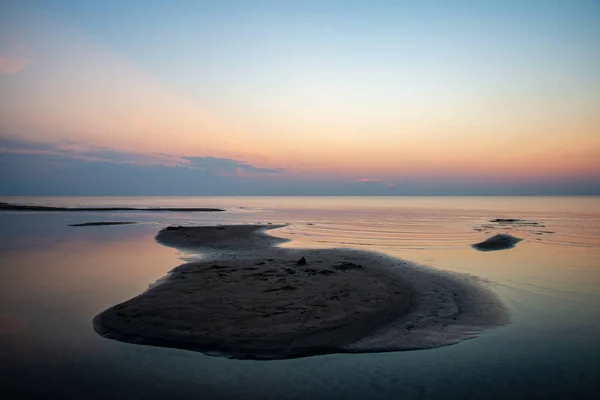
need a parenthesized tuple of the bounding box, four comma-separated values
(94, 225, 508, 360)
(69, 222, 138, 227)
(473, 233, 523, 251)
(156, 224, 290, 253)
(0, 202, 224, 212)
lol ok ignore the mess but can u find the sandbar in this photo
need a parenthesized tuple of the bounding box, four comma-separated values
(69, 221, 138, 227)
(94, 225, 508, 360)
(0, 202, 223, 212)
(473, 233, 523, 251)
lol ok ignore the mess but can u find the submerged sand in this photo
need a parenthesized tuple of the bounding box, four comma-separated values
(94, 225, 508, 360)
(70, 221, 138, 227)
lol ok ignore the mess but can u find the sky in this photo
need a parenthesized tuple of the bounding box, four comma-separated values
(1, 0, 599, 195)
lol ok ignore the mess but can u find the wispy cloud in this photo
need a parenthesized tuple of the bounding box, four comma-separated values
(182, 156, 288, 175)
(357, 178, 381, 183)
(1, 138, 598, 196)
(0, 56, 28, 74)
(0, 44, 30, 74)
(0, 138, 176, 165)
(355, 178, 398, 189)
(0, 138, 289, 175)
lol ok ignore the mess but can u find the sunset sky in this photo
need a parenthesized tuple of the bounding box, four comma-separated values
(1, 0, 599, 195)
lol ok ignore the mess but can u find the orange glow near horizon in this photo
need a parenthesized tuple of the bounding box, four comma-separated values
(1, 8, 599, 187)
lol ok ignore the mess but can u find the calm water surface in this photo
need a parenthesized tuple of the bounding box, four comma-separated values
(1, 196, 599, 399)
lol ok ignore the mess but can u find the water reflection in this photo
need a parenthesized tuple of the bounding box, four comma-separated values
(1, 197, 599, 399)
(0, 223, 178, 365)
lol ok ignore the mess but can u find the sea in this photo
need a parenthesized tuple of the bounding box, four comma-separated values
(1, 196, 599, 399)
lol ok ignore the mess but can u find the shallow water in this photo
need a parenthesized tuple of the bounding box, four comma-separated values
(1, 196, 599, 399)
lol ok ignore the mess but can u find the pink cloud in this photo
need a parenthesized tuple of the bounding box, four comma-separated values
(357, 178, 381, 183)
(0, 56, 29, 74)
(0, 43, 30, 74)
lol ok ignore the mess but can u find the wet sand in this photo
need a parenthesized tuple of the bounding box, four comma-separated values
(94, 225, 508, 360)
(0, 202, 224, 212)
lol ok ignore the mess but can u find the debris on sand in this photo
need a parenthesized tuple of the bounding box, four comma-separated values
(297, 257, 307, 266)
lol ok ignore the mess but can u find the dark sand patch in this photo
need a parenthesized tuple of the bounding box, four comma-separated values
(490, 218, 524, 223)
(489, 218, 541, 226)
(69, 222, 138, 227)
(0, 202, 223, 212)
(473, 218, 550, 239)
(94, 225, 508, 360)
(472, 234, 523, 251)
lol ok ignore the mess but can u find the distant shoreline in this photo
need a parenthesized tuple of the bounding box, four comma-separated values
(93, 224, 508, 360)
(0, 202, 224, 212)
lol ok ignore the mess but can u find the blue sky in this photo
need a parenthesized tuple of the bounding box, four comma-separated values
(1, 0, 599, 195)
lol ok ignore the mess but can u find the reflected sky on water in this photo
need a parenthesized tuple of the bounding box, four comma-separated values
(1, 197, 599, 399)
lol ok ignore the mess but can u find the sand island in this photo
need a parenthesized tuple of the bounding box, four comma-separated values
(94, 225, 508, 360)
